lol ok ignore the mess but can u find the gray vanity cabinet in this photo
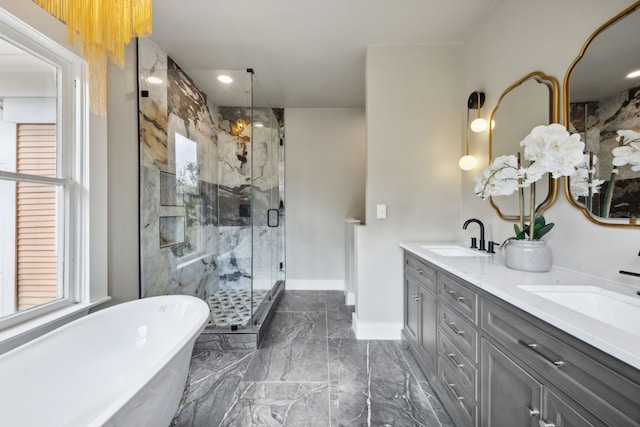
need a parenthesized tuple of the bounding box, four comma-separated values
(482, 298, 640, 426)
(481, 339, 605, 427)
(401, 250, 640, 427)
(481, 339, 541, 427)
(403, 253, 438, 376)
(404, 275, 420, 344)
(436, 272, 480, 427)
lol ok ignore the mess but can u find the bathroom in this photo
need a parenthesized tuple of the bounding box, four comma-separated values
(0, 0, 639, 425)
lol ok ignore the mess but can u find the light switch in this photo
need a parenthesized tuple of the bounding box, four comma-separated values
(376, 204, 387, 219)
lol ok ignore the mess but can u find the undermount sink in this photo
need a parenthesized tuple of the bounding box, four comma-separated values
(518, 285, 640, 336)
(420, 245, 490, 257)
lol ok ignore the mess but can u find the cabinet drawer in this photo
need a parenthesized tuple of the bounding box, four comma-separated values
(439, 274, 477, 324)
(404, 253, 436, 293)
(437, 354, 477, 427)
(439, 331, 477, 398)
(481, 298, 640, 426)
(542, 387, 607, 427)
(439, 301, 478, 363)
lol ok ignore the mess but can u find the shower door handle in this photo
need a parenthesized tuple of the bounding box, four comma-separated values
(267, 209, 280, 227)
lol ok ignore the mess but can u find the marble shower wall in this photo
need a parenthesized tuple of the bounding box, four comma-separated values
(569, 85, 640, 217)
(216, 107, 282, 290)
(139, 38, 219, 299)
(138, 38, 284, 301)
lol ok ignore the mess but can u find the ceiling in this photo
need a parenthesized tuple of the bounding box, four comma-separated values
(0, 37, 53, 73)
(569, 6, 640, 102)
(150, 0, 498, 108)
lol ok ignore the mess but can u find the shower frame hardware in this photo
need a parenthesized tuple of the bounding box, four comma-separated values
(267, 209, 280, 227)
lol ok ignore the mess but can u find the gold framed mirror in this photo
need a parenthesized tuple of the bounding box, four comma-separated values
(564, 1, 640, 227)
(488, 71, 560, 221)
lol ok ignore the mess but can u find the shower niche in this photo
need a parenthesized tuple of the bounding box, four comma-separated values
(138, 38, 285, 349)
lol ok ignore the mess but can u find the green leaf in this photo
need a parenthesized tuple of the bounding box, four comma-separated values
(513, 224, 526, 240)
(534, 223, 554, 240)
(512, 215, 554, 240)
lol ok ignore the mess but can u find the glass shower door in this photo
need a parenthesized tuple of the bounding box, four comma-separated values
(250, 74, 280, 322)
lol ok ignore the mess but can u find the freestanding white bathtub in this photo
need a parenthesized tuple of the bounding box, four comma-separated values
(0, 295, 210, 427)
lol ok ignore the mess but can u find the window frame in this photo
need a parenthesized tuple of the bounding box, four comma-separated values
(0, 8, 89, 331)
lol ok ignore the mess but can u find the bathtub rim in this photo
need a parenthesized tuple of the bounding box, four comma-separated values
(0, 296, 111, 356)
(92, 295, 210, 426)
(0, 295, 210, 427)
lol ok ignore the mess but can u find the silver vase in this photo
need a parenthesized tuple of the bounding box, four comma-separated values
(504, 240, 552, 273)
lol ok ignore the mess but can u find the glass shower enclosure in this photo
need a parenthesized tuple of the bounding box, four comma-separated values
(137, 38, 284, 336)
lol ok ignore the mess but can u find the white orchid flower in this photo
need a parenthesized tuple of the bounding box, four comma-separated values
(570, 154, 604, 198)
(613, 130, 640, 171)
(616, 129, 640, 144)
(520, 123, 585, 179)
(473, 155, 520, 199)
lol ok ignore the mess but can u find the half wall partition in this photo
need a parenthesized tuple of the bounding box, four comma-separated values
(137, 38, 284, 340)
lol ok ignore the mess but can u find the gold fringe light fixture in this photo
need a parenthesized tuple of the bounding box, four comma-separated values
(33, 0, 152, 115)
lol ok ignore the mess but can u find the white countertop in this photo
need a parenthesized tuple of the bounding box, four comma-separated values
(400, 241, 640, 370)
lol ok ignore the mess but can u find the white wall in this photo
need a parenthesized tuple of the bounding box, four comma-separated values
(105, 43, 140, 306)
(355, 44, 462, 339)
(3, 98, 56, 123)
(285, 108, 366, 290)
(460, 0, 640, 289)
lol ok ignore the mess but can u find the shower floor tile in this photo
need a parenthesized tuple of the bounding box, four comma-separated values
(208, 289, 269, 327)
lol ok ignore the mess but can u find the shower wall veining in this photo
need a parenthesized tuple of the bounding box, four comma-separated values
(138, 38, 283, 301)
(569, 85, 640, 217)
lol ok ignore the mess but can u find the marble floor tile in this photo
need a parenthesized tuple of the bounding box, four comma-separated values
(262, 310, 328, 342)
(327, 291, 355, 339)
(328, 338, 370, 426)
(173, 290, 453, 427)
(277, 290, 327, 312)
(243, 311, 328, 382)
(329, 339, 444, 427)
(220, 382, 330, 427)
(398, 343, 454, 427)
(369, 341, 442, 427)
(172, 350, 254, 427)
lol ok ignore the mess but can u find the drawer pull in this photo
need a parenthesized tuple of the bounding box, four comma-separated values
(448, 322, 465, 336)
(409, 265, 424, 275)
(539, 420, 556, 427)
(447, 383, 465, 402)
(447, 290, 465, 302)
(446, 352, 464, 369)
(527, 407, 540, 417)
(518, 340, 565, 368)
(413, 295, 422, 302)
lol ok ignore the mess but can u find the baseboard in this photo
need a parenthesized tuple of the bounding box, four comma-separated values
(285, 279, 344, 291)
(345, 291, 355, 306)
(351, 312, 402, 340)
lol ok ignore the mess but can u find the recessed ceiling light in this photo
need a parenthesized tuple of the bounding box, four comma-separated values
(626, 69, 640, 79)
(218, 75, 233, 84)
(147, 76, 163, 84)
(254, 123, 264, 128)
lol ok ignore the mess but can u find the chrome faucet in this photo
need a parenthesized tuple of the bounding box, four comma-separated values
(463, 218, 486, 251)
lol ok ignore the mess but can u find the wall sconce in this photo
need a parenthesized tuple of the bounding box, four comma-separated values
(469, 91, 487, 132)
(459, 91, 485, 170)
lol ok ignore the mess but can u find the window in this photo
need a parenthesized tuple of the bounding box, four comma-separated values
(0, 8, 88, 330)
(174, 132, 202, 261)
